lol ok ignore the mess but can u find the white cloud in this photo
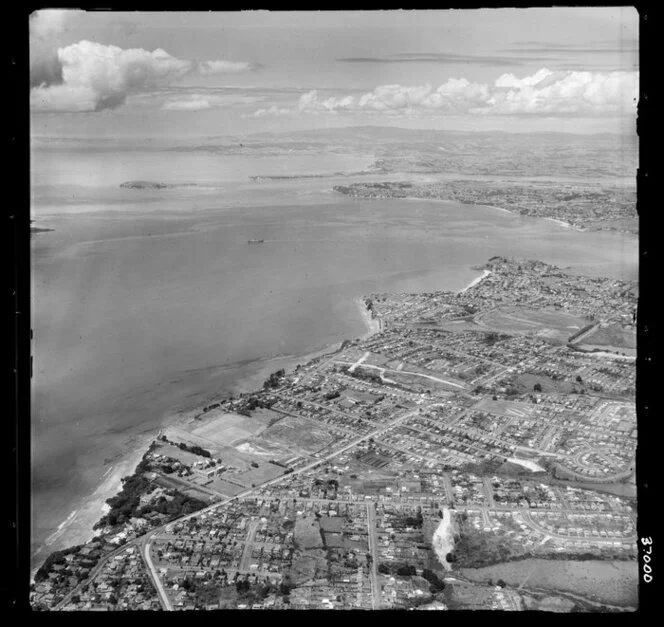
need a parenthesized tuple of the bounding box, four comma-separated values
(259, 69, 637, 118)
(29, 9, 84, 88)
(252, 105, 291, 117)
(30, 39, 262, 113)
(29, 9, 77, 39)
(297, 90, 356, 113)
(198, 60, 262, 74)
(162, 99, 212, 111)
(159, 92, 262, 112)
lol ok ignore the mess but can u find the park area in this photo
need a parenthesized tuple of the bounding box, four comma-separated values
(257, 415, 338, 456)
(164, 408, 278, 456)
(476, 307, 589, 344)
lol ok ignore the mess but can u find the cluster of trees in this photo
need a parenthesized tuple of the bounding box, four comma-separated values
(158, 436, 211, 458)
(391, 507, 423, 529)
(421, 568, 446, 592)
(377, 562, 443, 587)
(484, 331, 508, 346)
(95, 473, 155, 528)
(177, 442, 211, 458)
(348, 367, 382, 385)
(263, 369, 286, 390)
(94, 466, 206, 529)
(34, 544, 84, 583)
(448, 527, 517, 568)
(236, 395, 276, 417)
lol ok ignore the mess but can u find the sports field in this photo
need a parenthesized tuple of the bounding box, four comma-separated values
(258, 415, 337, 455)
(476, 307, 589, 343)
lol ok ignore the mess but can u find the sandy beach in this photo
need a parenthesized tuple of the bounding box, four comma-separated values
(31, 429, 156, 582)
(478, 203, 515, 216)
(542, 217, 573, 229)
(458, 269, 492, 294)
(355, 297, 381, 338)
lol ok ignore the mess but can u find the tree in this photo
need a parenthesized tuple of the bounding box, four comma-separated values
(576, 375, 583, 384)
(533, 383, 542, 392)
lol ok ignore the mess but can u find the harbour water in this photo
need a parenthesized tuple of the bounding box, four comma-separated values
(30, 146, 637, 572)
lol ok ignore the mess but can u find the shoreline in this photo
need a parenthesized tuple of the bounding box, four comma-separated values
(31, 430, 156, 581)
(458, 269, 492, 294)
(355, 296, 381, 338)
(476, 203, 515, 216)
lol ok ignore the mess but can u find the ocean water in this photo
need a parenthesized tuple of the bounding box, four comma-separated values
(30, 146, 637, 572)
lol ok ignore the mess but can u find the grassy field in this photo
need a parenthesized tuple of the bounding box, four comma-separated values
(152, 475, 215, 502)
(295, 515, 324, 550)
(205, 477, 247, 496)
(460, 559, 638, 607)
(152, 442, 208, 465)
(477, 307, 589, 344)
(474, 398, 536, 418)
(232, 462, 284, 487)
(186, 409, 275, 446)
(258, 415, 337, 455)
(578, 323, 636, 349)
(319, 516, 344, 533)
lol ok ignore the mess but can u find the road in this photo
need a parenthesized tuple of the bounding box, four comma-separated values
(366, 502, 381, 609)
(142, 538, 173, 610)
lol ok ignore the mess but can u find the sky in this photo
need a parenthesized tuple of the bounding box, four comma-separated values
(29, 8, 639, 138)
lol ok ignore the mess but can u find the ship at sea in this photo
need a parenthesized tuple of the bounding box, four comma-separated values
(247, 239, 265, 244)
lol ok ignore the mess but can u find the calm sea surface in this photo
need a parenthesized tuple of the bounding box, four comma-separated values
(30, 147, 637, 570)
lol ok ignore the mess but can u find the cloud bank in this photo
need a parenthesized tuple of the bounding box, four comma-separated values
(30, 39, 262, 112)
(198, 60, 264, 74)
(262, 68, 637, 118)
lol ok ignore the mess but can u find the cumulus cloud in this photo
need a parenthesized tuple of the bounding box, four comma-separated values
(252, 105, 291, 117)
(262, 69, 637, 118)
(297, 90, 356, 114)
(29, 9, 82, 88)
(31, 40, 193, 112)
(30, 37, 262, 113)
(29, 9, 73, 38)
(198, 60, 263, 74)
(157, 92, 263, 112)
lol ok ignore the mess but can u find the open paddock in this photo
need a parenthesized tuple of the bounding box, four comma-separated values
(183, 408, 276, 446)
(577, 323, 636, 350)
(473, 398, 536, 418)
(324, 532, 345, 548)
(476, 307, 589, 343)
(205, 477, 247, 497)
(257, 415, 338, 455)
(232, 462, 285, 487)
(152, 442, 210, 465)
(384, 369, 466, 392)
(460, 559, 638, 608)
(152, 474, 216, 502)
(319, 516, 344, 533)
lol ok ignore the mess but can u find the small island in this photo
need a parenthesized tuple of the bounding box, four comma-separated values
(119, 181, 173, 190)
